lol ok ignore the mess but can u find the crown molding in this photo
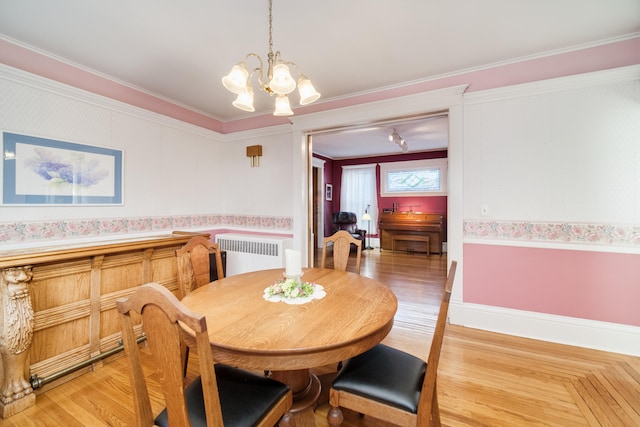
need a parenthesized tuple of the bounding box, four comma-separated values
(464, 64, 640, 105)
(289, 84, 468, 132)
(0, 63, 224, 141)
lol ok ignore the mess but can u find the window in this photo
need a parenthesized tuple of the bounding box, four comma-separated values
(379, 159, 447, 197)
(341, 164, 378, 234)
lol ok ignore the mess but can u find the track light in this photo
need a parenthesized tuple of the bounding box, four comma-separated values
(388, 128, 408, 152)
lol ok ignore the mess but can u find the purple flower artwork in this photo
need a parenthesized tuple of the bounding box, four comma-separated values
(3, 132, 122, 204)
(24, 147, 110, 188)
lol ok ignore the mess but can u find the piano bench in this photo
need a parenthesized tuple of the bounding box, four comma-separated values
(392, 234, 430, 256)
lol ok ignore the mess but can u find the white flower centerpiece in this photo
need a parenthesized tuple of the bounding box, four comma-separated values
(266, 277, 315, 299)
(263, 277, 326, 305)
(263, 249, 326, 304)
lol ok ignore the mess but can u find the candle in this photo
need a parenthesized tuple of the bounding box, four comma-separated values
(285, 249, 302, 277)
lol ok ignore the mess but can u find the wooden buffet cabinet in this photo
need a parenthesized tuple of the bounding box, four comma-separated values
(379, 211, 445, 255)
(0, 232, 203, 418)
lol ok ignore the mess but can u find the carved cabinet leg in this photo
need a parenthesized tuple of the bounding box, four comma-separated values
(0, 266, 36, 418)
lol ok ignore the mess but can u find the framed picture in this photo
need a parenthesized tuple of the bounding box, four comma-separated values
(325, 183, 333, 201)
(2, 132, 123, 205)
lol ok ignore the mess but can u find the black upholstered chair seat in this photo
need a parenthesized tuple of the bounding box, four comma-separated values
(328, 262, 456, 426)
(332, 344, 426, 413)
(155, 364, 291, 427)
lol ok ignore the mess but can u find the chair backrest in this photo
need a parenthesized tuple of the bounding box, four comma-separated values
(321, 230, 362, 274)
(416, 260, 457, 425)
(117, 283, 223, 427)
(332, 211, 359, 234)
(176, 235, 224, 298)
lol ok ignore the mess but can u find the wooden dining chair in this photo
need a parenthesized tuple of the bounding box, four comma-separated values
(117, 282, 294, 427)
(327, 261, 457, 426)
(176, 235, 225, 299)
(176, 235, 225, 376)
(321, 230, 362, 274)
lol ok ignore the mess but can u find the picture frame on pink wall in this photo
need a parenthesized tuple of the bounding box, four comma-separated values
(325, 183, 333, 201)
(2, 132, 123, 205)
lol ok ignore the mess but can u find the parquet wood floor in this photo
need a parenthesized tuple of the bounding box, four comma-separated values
(2, 249, 638, 426)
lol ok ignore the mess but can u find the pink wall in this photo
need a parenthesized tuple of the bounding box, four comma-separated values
(377, 196, 447, 216)
(3, 37, 638, 135)
(464, 244, 640, 327)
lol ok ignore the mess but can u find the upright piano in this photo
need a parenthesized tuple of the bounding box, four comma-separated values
(378, 211, 445, 254)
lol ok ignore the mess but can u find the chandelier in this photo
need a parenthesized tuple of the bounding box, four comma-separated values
(221, 0, 321, 116)
(388, 128, 408, 152)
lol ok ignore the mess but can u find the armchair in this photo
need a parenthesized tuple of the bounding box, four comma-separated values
(332, 211, 366, 249)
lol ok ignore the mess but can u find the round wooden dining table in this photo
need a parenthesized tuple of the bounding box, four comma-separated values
(180, 267, 397, 422)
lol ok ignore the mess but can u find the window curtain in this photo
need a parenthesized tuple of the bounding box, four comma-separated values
(340, 164, 378, 235)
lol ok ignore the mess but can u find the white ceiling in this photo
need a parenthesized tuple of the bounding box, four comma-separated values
(310, 114, 450, 159)
(1, 0, 638, 158)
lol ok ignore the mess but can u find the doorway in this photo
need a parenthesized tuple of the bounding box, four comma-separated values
(289, 84, 466, 287)
(308, 113, 449, 258)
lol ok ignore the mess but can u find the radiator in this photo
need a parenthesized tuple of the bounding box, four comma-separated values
(215, 233, 293, 276)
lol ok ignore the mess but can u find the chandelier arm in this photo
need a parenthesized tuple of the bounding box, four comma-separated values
(244, 53, 263, 72)
(282, 61, 302, 77)
(244, 53, 262, 62)
(246, 54, 264, 76)
(243, 53, 270, 92)
(267, 51, 284, 81)
(256, 71, 271, 94)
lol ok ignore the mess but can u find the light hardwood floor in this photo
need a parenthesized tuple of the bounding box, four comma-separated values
(3, 249, 639, 426)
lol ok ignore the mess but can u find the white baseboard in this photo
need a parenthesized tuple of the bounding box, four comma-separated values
(449, 302, 640, 357)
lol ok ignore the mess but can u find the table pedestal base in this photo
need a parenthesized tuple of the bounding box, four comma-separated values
(271, 369, 321, 425)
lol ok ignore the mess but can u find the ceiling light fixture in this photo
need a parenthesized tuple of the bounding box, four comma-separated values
(221, 0, 321, 116)
(388, 128, 408, 152)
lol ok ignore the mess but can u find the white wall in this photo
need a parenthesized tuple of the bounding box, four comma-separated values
(221, 127, 294, 217)
(113, 114, 224, 216)
(463, 67, 640, 225)
(0, 65, 225, 223)
(0, 65, 297, 246)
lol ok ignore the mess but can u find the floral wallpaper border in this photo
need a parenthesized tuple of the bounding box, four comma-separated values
(0, 214, 293, 245)
(464, 220, 640, 246)
(3, 217, 638, 248)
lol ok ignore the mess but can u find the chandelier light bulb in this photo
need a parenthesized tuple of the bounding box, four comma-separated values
(232, 86, 255, 112)
(273, 95, 293, 116)
(221, 63, 249, 95)
(269, 63, 296, 94)
(298, 76, 321, 105)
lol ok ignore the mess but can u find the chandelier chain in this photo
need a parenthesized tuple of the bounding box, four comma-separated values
(267, 0, 274, 64)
